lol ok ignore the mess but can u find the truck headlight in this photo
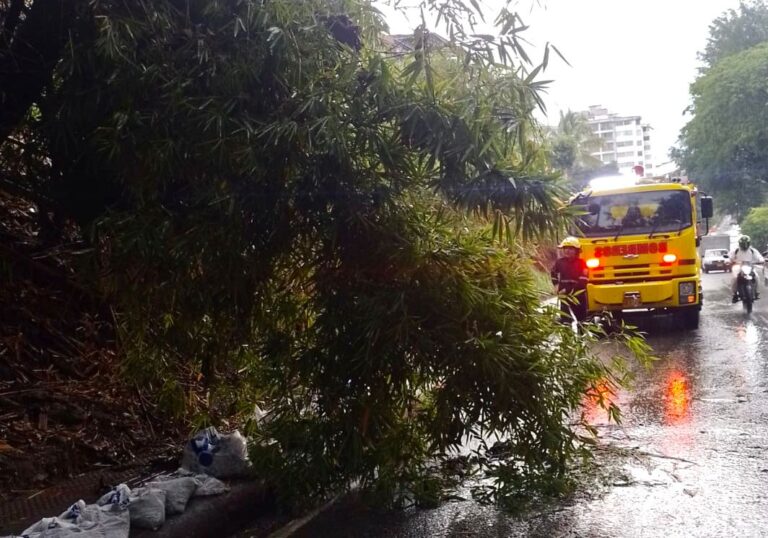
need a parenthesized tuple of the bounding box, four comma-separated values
(679, 282, 696, 304)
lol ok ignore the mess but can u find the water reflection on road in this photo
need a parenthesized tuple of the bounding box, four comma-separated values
(547, 271, 768, 538)
(663, 369, 691, 425)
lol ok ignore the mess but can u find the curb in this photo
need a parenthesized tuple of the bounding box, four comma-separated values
(265, 494, 341, 538)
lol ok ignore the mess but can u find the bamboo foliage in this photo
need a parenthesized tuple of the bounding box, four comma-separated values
(0, 0, 650, 507)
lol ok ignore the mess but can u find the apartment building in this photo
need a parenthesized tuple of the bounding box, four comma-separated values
(585, 105, 654, 176)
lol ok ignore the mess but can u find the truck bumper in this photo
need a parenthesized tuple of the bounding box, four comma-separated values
(587, 277, 701, 313)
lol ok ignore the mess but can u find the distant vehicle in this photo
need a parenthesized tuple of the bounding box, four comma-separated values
(699, 234, 730, 258)
(702, 249, 731, 273)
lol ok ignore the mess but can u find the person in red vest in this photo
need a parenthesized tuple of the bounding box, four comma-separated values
(551, 236, 589, 324)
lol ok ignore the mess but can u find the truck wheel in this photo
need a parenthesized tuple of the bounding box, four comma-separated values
(680, 309, 700, 330)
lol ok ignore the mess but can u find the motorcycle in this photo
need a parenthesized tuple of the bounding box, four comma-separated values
(735, 263, 759, 314)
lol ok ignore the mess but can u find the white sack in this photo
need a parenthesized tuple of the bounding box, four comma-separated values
(127, 487, 167, 530)
(145, 477, 198, 515)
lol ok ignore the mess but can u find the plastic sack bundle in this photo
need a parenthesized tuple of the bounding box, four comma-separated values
(21, 495, 129, 538)
(180, 427, 250, 478)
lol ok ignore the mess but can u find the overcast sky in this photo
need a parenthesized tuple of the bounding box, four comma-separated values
(376, 0, 742, 166)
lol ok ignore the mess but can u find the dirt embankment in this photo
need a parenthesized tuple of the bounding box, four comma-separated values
(0, 190, 183, 504)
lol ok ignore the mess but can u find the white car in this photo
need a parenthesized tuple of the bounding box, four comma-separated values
(701, 249, 731, 273)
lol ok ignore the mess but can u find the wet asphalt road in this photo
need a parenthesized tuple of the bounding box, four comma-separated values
(291, 271, 768, 538)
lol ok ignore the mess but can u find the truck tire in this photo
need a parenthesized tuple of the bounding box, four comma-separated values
(680, 309, 700, 330)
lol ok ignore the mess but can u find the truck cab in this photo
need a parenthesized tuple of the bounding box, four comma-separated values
(570, 179, 713, 329)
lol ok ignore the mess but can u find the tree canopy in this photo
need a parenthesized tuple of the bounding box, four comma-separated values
(676, 1, 768, 216)
(548, 110, 608, 191)
(700, 0, 768, 70)
(0, 0, 647, 507)
(676, 42, 768, 214)
(549, 110, 619, 191)
(740, 206, 768, 252)
(549, 111, 599, 170)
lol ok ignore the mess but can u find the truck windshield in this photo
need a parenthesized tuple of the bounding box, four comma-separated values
(574, 190, 692, 238)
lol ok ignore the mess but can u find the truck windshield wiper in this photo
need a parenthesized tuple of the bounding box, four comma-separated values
(648, 219, 681, 239)
(613, 223, 625, 242)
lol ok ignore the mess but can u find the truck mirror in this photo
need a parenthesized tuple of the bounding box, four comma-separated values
(700, 196, 714, 219)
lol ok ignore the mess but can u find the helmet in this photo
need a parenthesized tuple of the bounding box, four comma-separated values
(739, 235, 751, 249)
(559, 236, 581, 250)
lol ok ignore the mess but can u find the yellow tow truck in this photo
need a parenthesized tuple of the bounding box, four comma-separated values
(570, 177, 713, 330)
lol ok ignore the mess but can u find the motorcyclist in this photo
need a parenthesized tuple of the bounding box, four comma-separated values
(731, 235, 765, 303)
(551, 236, 588, 323)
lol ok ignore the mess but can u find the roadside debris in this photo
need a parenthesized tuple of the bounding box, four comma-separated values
(2, 429, 245, 538)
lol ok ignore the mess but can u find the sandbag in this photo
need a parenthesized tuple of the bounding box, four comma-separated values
(192, 474, 229, 496)
(127, 487, 167, 530)
(20, 513, 90, 538)
(144, 477, 198, 515)
(161, 468, 230, 497)
(96, 484, 131, 511)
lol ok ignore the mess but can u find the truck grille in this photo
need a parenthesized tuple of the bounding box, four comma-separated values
(591, 264, 678, 283)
